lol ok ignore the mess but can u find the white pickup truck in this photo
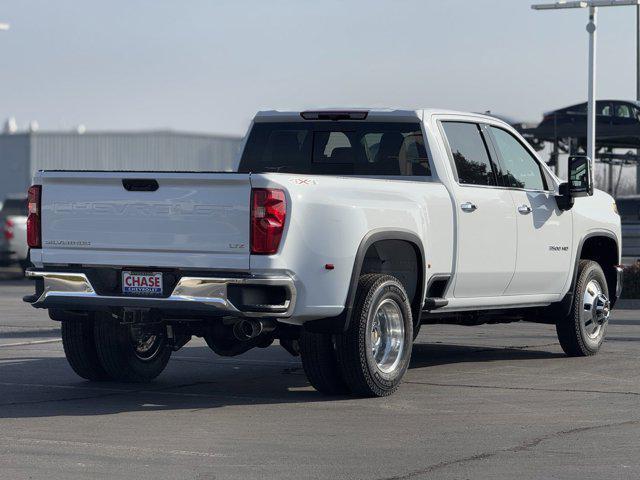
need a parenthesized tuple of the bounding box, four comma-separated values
(24, 109, 622, 397)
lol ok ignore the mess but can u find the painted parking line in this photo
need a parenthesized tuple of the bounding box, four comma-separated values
(0, 338, 62, 348)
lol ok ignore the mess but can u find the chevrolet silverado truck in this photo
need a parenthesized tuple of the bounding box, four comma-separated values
(23, 109, 622, 397)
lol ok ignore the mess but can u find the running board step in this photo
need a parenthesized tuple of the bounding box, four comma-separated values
(423, 297, 449, 311)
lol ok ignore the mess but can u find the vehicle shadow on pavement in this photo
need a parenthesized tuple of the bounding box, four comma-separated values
(0, 342, 563, 419)
(410, 342, 564, 369)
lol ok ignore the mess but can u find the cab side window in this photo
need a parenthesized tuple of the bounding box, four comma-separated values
(489, 127, 546, 191)
(442, 122, 496, 186)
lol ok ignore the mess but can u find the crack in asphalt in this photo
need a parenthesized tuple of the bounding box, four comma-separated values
(404, 380, 640, 397)
(378, 418, 640, 480)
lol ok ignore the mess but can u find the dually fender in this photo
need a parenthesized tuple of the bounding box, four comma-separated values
(304, 228, 427, 333)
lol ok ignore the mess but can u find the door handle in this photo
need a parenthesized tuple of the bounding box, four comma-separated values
(460, 202, 477, 212)
(517, 205, 532, 214)
(122, 179, 159, 192)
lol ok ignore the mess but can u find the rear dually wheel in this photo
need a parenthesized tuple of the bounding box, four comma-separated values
(335, 274, 413, 397)
(93, 312, 172, 382)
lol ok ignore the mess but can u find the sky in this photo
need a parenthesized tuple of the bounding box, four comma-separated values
(0, 0, 638, 136)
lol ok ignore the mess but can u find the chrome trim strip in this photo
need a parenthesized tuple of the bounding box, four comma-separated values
(26, 271, 296, 318)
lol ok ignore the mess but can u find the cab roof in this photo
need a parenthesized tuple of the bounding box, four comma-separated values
(253, 108, 503, 124)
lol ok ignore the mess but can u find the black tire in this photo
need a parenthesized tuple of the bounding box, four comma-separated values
(556, 260, 610, 357)
(299, 331, 349, 395)
(336, 274, 413, 397)
(61, 316, 111, 381)
(94, 312, 171, 382)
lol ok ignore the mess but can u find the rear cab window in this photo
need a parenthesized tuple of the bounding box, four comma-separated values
(239, 120, 430, 177)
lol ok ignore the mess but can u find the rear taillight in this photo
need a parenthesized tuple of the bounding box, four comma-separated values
(27, 185, 41, 248)
(251, 188, 286, 255)
(3, 219, 14, 241)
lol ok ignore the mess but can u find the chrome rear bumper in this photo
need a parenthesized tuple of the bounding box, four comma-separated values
(24, 270, 296, 318)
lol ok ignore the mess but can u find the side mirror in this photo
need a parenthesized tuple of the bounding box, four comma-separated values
(567, 155, 593, 197)
(556, 156, 593, 211)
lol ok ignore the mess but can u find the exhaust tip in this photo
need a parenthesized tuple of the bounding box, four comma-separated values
(233, 319, 263, 341)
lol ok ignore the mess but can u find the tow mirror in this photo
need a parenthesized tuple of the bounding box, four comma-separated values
(556, 156, 593, 211)
(567, 155, 593, 197)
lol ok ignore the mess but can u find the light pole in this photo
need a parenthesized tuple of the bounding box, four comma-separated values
(586, 6, 597, 167)
(532, 0, 640, 187)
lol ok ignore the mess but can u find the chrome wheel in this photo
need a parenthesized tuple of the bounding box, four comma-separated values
(133, 334, 164, 361)
(370, 299, 405, 374)
(582, 279, 610, 339)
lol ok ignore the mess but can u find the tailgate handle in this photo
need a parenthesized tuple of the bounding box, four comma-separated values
(122, 179, 159, 192)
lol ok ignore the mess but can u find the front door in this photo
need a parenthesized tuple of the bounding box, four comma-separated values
(440, 121, 517, 298)
(487, 126, 572, 295)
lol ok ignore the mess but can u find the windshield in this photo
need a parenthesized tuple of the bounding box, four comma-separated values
(239, 121, 430, 176)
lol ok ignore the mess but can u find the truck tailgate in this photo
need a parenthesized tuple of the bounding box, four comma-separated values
(38, 172, 251, 270)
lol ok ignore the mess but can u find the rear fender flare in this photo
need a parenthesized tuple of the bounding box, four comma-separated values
(340, 229, 426, 331)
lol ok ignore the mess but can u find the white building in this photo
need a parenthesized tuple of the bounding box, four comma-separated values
(0, 130, 243, 199)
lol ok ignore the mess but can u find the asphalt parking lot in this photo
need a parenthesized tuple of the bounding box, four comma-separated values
(1, 268, 640, 480)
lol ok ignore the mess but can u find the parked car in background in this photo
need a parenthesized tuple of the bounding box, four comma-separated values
(0, 195, 28, 268)
(483, 112, 535, 132)
(4, 212, 29, 272)
(531, 100, 640, 150)
(483, 112, 544, 151)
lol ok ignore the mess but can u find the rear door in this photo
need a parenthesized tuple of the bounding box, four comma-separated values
(39, 172, 251, 270)
(487, 126, 572, 295)
(440, 121, 517, 298)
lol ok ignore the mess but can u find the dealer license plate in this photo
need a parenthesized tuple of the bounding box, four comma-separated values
(122, 271, 163, 295)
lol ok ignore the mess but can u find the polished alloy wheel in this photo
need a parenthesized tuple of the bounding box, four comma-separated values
(582, 279, 610, 339)
(371, 299, 405, 374)
(133, 334, 163, 361)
